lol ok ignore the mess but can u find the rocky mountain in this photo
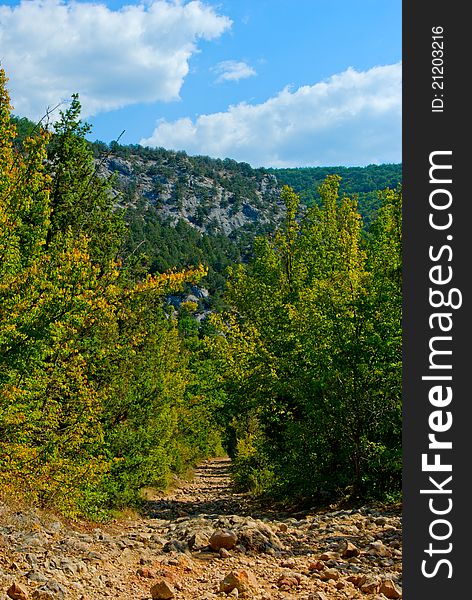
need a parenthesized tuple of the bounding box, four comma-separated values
(13, 116, 401, 240)
(90, 143, 401, 302)
(94, 144, 285, 238)
(94, 142, 401, 236)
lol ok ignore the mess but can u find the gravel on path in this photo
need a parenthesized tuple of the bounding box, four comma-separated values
(0, 457, 402, 599)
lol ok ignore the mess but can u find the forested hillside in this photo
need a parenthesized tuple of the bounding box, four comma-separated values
(11, 114, 402, 301)
(94, 146, 401, 302)
(94, 144, 283, 302)
(1, 71, 401, 519)
(270, 164, 402, 227)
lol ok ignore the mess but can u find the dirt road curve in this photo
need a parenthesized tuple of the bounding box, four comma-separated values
(0, 457, 402, 599)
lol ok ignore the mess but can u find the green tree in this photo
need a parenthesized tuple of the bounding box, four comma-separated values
(1, 71, 222, 516)
(210, 179, 402, 501)
(1, 72, 110, 511)
(46, 94, 125, 267)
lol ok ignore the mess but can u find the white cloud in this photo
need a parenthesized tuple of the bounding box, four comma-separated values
(213, 60, 256, 83)
(0, 0, 231, 119)
(141, 63, 402, 167)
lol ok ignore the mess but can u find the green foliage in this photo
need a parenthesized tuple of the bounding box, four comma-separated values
(123, 205, 241, 304)
(2, 67, 401, 516)
(46, 95, 126, 266)
(0, 70, 223, 517)
(90, 140, 280, 301)
(1, 74, 108, 513)
(10, 115, 38, 148)
(92, 142, 401, 304)
(270, 164, 402, 227)
(210, 179, 402, 502)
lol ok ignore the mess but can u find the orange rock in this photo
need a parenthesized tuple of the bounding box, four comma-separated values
(340, 540, 360, 558)
(150, 580, 176, 600)
(7, 583, 29, 600)
(137, 567, 155, 578)
(220, 569, 258, 593)
(360, 577, 381, 594)
(347, 573, 367, 587)
(309, 593, 328, 600)
(308, 560, 325, 571)
(368, 540, 390, 556)
(277, 574, 299, 588)
(319, 551, 338, 560)
(320, 568, 340, 581)
(379, 578, 402, 599)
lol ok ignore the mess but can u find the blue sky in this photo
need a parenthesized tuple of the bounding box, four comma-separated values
(0, 0, 401, 167)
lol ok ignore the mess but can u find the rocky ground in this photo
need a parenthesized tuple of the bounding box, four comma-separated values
(0, 458, 402, 600)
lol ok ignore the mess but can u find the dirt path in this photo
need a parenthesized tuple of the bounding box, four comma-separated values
(145, 457, 253, 519)
(0, 457, 402, 599)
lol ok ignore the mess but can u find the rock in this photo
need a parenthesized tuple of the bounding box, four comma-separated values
(256, 522, 277, 538)
(0, 459, 403, 600)
(85, 550, 106, 562)
(209, 530, 238, 551)
(360, 577, 381, 594)
(31, 581, 66, 600)
(368, 541, 390, 556)
(21, 533, 48, 548)
(150, 533, 166, 545)
(150, 580, 176, 600)
(347, 574, 367, 588)
(238, 528, 279, 553)
(219, 570, 258, 594)
(280, 559, 296, 568)
(188, 530, 211, 549)
(320, 568, 340, 581)
(340, 540, 360, 558)
(319, 551, 338, 560)
(277, 574, 299, 588)
(379, 579, 402, 599)
(26, 569, 47, 583)
(58, 557, 79, 576)
(7, 583, 29, 600)
(137, 567, 155, 578)
(25, 553, 38, 567)
(163, 539, 187, 553)
(308, 560, 325, 571)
